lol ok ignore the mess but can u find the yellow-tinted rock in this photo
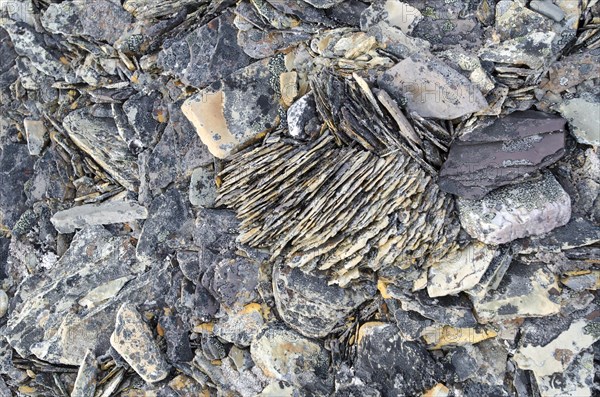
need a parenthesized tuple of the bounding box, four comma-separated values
(422, 325, 497, 349)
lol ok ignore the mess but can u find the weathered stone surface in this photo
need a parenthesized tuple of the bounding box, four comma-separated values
(472, 263, 561, 322)
(439, 110, 566, 199)
(355, 322, 443, 396)
(0, 143, 34, 229)
(519, 217, 600, 254)
(63, 108, 139, 192)
(158, 11, 251, 88)
(51, 201, 148, 234)
(458, 172, 572, 245)
(122, 91, 164, 149)
(209, 256, 260, 310)
(378, 55, 487, 120)
(427, 242, 496, 298)
(360, 0, 422, 34)
(136, 188, 193, 266)
(42, 0, 132, 44)
(479, 31, 556, 69)
(24, 146, 71, 205)
(366, 22, 430, 59)
(535, 350, 594, 397)
(513, 316, 600, 377)
(495, 0, 552, 41)
(302, 0, 345, 9)
(189, 166, 217, 207)
(0, 289, 7, 318)
(182, 57, 284, 158)
(111, 303, 171, 383)
(71, 350, 98, 397)
(286, 92, 319, 140)
(23, 118, 46, 156)
(530, 0, 565, 22)
(159, 312, 194, 363)
(214, 303, 265, 347)
(557, 94, 600, 147)
(250, 326, 332, 394)
(273, 264, 375, 338)
(5, 227, 142, 365)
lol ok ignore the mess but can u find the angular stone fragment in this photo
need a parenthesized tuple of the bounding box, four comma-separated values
(63, 108, 139, 192)
(439, 110, 566, 199)
(23, 119, 46, 156)
(158, 11, 252, 88)
(273, 264, 375, 338)
(519, 217, 600, 254)
(457, 172, 571, 245)
(302, 0, 345, 9)
(189, 167, 216, 208)
(557, 94, 600, 147)
(421, 325, 497, 349)
(360, 0, 422, 34)
(159, 312, 194, 363)
(355, 323, 443, 396)
(0, 143, 34, 229)
(214, 303, 265, 347)
(535, 350, 594, 397)
(513, 317, 600, 377)
(50, 201, 148, 234)
(427, 242, 496, 298)
(251, 326, 332, 394)
(479, 31, 556, 69)
(182, 57, 284, 158)
(378, 55, 487, 119)
(110, 303, 171, 383)
(472, 263, 561, 322)
(71, 350, 97, 397)
(530, 0, 565, 22)
(287, 92, 320, 139)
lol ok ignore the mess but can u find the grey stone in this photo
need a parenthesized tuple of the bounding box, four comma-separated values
(439, 110, 567, 199)
(111, 303, 171, 383)
(251, 325, 332, 394)
(136, 188, 193, 266)
(158, 10, 252, 88)
(302, 0, 345, 9)
(214, 305, 265, 347)
(479, 31, 556, 69)
(286, 93, 320, 140)
(159, 312, 194, 363)
(535, 349, 594, 396)
(50, 201, 148, 234)
(63, 108, 139, 192)
(122, 91, 164, 149)
(355, 322, 443, 396)
(24, 147, 71, 205)
(209, 256, 260, 310)
(273, 264, 375, 338)
(557, 94, 600, 147)
(360, 0, 422, 34)
(378, 54, 487, 120)
(71, 350, 98, 397)
(0, 289, 7, 318)
(457, 172, 572, 245)
(530, 0, 565, 22)
(23, 118, 46, 156)
(0, 143, 34, 229)
(519, 217, 600, 254)
(189, 167, 217, 207)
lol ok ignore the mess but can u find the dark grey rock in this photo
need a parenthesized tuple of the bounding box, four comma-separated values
(136, 188, 194, 266)
(273, 263, 375, 338)
(461, 381, 510, 397)
(447, 347, 479, 382)
(333, 385, 381, 397)
(393, 309, 432, 341)
(518, 217, 600, 254)
(395, 289, 478, 328)
(0, 143, 34, 229)
(176, 250, 201, 283)
(440, 110, 567, 199)
(158, 10, 252, 88)
(355, 323, 443, 396)
(159, 312, 194, 364)
(24, 147, 71, 205)
(286, 93, 320, 140)
(71, 350, 98, 397)
(122, 91, 164, 149)
(325, 0, 369, 26)
(210, 256, 260, 310)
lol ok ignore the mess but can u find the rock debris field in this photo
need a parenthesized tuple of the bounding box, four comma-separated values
(0, 0, 599, 396)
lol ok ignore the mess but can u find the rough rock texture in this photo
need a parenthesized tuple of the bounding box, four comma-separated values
(70, 350, 98, 397)
(273, 264, 375, 338)
(360, 0, 422, 34)
(0, 143, 34, 229)
(286, 92, 320, 139)
(458, 172, 572, 244)
(557, 94, 600, 147)
(378, 54, 487, 119)
(50, 201, 148, 234)
(110, 303, 171, 383)
(439, 111, 567, 199)
(250, 326, 332, 394)
(182, 57, 285, 158)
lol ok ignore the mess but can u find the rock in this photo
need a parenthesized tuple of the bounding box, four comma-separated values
(71, 350, 98, 397)
(122, 91, 164, 149)
(427, 242, 496, 298)
(457, 172, 572, 245)
(78, 276, 133, 309)
(561, 271, 600, 292)
(136, 188, 193, 266)
(302, 0, 345, 9)
(24, 147, 71, 205)
(0, 289, 7, 318)
(479, 31, 556, 69)
(110, 303, 171, 383)
(326, 0, 368, 26)
(392, 309, 432, 341)
(138, 102, 212, 201)
(250, 326, 332, 394)
(472, 263, 561, 322)
(495, 0, 552, 41)
(286, 92, 320, 139)
(366, 22, 430, 59)
(5, 227, 142, 365)
(181, 57, 285, 158)
(209, 256, 260, 310)
(422, 384, 450, 397)
(355, 322, 443, 396)
(439, 110, 566, 199)
(360, 0, 422, 34)
(50, 200, 148, 234)
(557, 94, 600, 147)
(535, 349, 594, 397)
(421, 324, 497, 349)
(42, 0, 132, 44)
(513, 316, 600, 377)
(530, 0, 565, 22)
(159, 312, 194, 363)
(189, 167, 217, 207)
(280, 71, 298, 107)
(377, 55, 487, 120)
(541, 50, 600, 95)
(273, 264, 375, 338)
(0, 143, 34, 229)
(23, 118, 46, 156)
(519, 217, 600, 254)
(63, 108, 139, 192)
(214, 303, 265, 347)
(158, 11, 251, 88)
(333, 384, 382, 397)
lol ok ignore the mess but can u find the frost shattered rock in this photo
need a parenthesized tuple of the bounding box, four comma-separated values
(457, 172, 571, 245)
(50, 200, 148, 234)
(110, 303, 171, 383)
